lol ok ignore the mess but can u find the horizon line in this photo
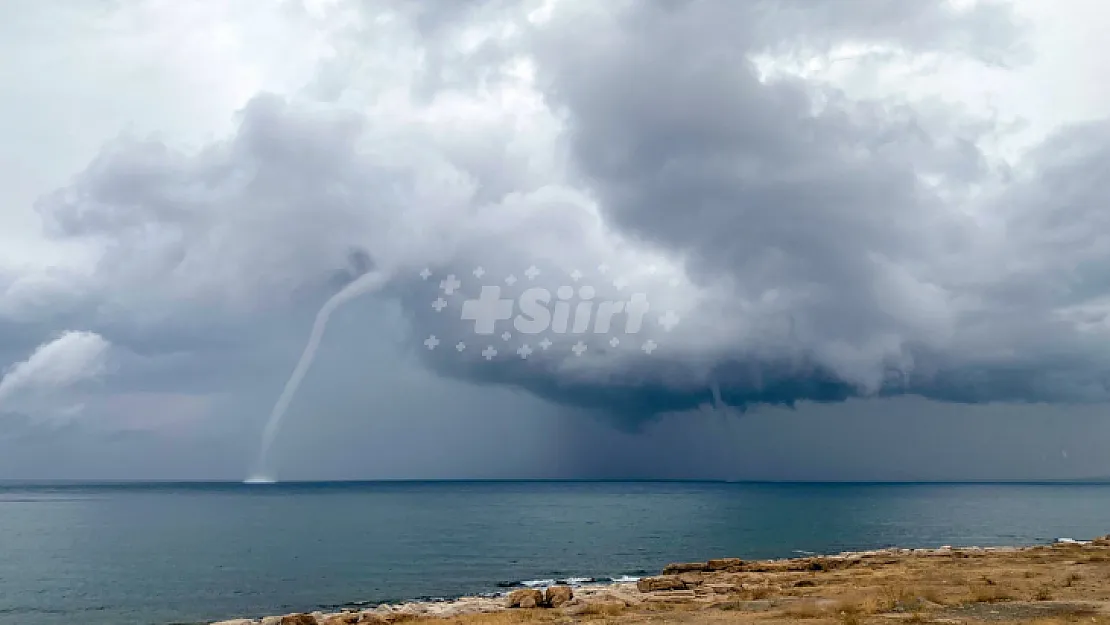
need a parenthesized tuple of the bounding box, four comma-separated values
(3, 477, 1110, 486)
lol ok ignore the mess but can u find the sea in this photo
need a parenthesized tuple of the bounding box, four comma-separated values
(2, 480, 1109, 625)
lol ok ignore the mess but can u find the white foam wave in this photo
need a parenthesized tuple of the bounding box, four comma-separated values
(609, 575, 641, 583)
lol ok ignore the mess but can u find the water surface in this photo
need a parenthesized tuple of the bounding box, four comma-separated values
(2, 481, 1108, 625)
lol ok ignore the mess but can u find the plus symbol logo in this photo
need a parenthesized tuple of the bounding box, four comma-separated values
(460, 286, 514, 335)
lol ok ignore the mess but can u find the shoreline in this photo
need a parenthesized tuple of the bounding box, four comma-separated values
(210, 534, 1110, 625)
(302, 574, 648, 616)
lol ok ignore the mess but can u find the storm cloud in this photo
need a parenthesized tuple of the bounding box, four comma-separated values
(4, 0, 1110, 478)
(24, 0, 1110, 421)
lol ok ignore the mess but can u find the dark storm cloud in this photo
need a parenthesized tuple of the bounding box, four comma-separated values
(377, 0, 1101, 418)
(530, 2, 988, 309)
(15, 0, 1110, 433)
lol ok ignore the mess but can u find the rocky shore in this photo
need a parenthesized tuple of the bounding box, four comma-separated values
(212, 535, 1110, 625)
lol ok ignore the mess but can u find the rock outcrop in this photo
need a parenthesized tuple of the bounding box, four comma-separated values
(320, 613, 360, 624)
(662, 561, 706, 574)
(503, 585, 576, 608)
(706, 557, 744, 571)
(506, 588, 544, 608)
(637, 575, 688, 592)
(544, 585, 574, 607)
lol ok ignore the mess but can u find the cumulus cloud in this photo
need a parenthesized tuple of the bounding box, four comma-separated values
(8, 0, 1110, 434)
(0, 331, 112, 414)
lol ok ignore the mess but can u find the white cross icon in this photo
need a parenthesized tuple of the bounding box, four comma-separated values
(524, 265, 540, 280)
(473, 266, 486, 278)
(423, 335, 440, 350)
(431, 297, 448, 312)
(609, 337, 620, 347)
(642, 340, 658, 354)
(569, 269, 582, 282)
(613, 277, 628, 290)
(659, 310, 680, 331)
(440, 274, 461, 295)
(505, 274, 517, 286)
(501, 331, 512, 341)
(517, 344, 533, 359)
(571, 341, 587, 356)
(419, 268, 432, 280)
(597, 263, 609, 274)
(481, 345, 497, 360)
(538, 338, 552, 350)
(460, 286, 514, 334)
(455, 342, 466, 352)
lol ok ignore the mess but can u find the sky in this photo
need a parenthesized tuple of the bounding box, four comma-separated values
(2, 0, 1110, 482)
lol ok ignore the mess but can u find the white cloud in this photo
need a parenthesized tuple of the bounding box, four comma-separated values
(0, 331, 113, 414)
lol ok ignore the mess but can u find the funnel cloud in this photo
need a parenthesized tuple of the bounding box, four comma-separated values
(251, 270, 388, 480)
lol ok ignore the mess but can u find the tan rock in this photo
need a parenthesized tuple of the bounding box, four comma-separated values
(279, 615, 317, 625)
(643, 589, 697, 602)
(421, 597, 503, 617)
(261, 617, 283, 625)
(355, 614, 388, 624)
(320, 613, 360, 625)
(678, 572, 704, 586)
(211, 620, 255, 625)
(636, 575, 687, 592)
(506, 588, 544, 608)
(391, 602, 430, 617)
(599, 591, 641, 607)
(544, 585, 574, 607)
(706, 558, 743, 571)
(662, 561, 706, 575)
(564, 599, 626, 616)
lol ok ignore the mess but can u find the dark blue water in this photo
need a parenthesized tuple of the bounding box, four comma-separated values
(2, 481, 1109, 625)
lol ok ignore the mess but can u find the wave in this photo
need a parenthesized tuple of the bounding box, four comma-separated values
(497, 574, 640, 589)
